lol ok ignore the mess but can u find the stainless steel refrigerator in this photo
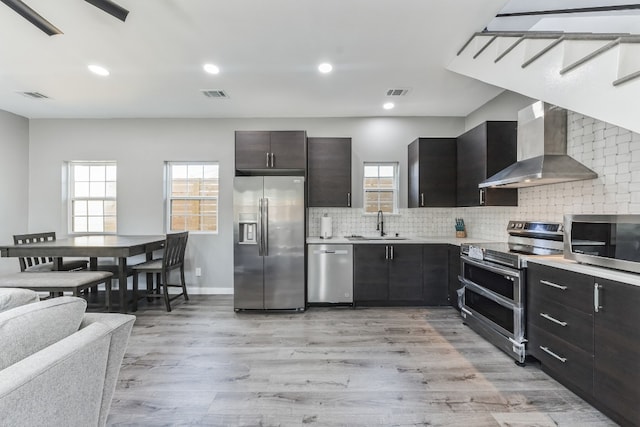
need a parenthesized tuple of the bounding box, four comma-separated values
(233, 176, 305, 311)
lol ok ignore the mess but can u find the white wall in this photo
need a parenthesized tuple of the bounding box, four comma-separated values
(28, 116, 465, 292)
(464, 90, 536, 131)
(0, 110, 29, 275)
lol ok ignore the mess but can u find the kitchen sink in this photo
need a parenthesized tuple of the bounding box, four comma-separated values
(345, 236, 382, 241)
(344, 235, 408, 241)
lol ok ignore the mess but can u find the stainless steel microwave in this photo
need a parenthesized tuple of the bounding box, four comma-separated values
(564, 214, 640, 273)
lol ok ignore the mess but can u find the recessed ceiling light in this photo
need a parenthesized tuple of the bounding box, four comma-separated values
(88, 64, 109, 76)
(383, 102, 395, 110)
(318, 63, 333, 73)
(203, 63, 220, 75)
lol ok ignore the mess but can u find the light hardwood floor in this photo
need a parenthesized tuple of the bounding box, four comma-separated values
(107, 296, 616, 426)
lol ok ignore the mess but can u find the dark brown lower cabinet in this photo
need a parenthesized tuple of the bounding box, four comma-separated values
(527, 262, 640, 426)
(388, 245, 424, 303)
(423, 245, 449, 306)
(593, 279, 640, 427)
(528, 323, 595, 396)
(353, 245, 388, 302)
(354, 244, 448, 306)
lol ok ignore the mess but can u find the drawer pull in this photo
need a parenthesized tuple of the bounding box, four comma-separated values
(540, 279, 568, 290)
(540, 346, 567, 363)
(540, 312, 568, 327)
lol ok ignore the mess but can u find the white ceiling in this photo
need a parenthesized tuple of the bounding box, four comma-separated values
(0, 0, 509, 119)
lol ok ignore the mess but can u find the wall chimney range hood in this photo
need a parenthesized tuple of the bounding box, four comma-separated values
(479, 101, 597, 189)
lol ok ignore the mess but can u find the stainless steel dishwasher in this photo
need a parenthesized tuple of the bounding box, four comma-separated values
(307, 244, 353, 305)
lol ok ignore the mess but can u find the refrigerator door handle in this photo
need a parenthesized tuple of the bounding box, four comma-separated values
(263, 198, 269, 256)
(257, 198, 264, 256)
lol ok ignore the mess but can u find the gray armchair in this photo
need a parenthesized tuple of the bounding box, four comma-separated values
(0, 294, 134, 427)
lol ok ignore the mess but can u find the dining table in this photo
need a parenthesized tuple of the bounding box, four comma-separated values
(0, 234, 166, 313)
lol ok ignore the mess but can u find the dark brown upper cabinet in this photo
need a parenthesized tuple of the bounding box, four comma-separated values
(235, 130, 306, 174)
(408, 138, 457, 208)
(307, 137, 352, 207)
(456, 121, 518, 207)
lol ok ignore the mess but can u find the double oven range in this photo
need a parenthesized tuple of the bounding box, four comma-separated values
(459, 221, 564, 364)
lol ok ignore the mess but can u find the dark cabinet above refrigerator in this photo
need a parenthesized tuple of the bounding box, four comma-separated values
(235, 130, 307, 175)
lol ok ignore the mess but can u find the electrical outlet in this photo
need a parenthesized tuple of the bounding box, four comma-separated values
(195, 267, 202, 277)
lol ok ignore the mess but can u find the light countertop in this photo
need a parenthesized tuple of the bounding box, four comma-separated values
(306, 236, 496, 246)
(525, 256, 640, 288)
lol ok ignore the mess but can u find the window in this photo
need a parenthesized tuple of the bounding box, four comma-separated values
(69, 161, 117, 233)
(166, 162, 219, 233)
(363, 162, 398, 214)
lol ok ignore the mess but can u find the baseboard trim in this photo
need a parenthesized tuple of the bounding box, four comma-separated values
(187, 286, 233, 295)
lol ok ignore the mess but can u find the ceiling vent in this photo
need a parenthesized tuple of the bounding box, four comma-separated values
(20, 91, 50, 99)
(202, 90, 229, 98)
(386, 88, 409, 97)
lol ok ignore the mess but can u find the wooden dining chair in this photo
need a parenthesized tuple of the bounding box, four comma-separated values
(13, 232, 88, 272)
(131, 232, 189, 312)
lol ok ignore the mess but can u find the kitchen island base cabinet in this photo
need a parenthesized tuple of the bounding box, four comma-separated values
(527, 263, 640, 426)
(353, 244, 448, 306)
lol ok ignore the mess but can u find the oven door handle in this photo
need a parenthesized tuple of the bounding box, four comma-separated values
(461, 255, 521, 279)
(459, 277, 519, 309)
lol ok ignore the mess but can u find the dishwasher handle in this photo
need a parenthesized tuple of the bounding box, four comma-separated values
(312, 249, 350, 255)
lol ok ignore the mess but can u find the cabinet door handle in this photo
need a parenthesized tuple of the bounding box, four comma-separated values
(266, 152, 270, 168)
(594, 283, 602, 313)
(479, 188, 486, 206)
(270, 153, 275, 168)
(390, 245, 394, 260)
(540, 312, 568, 327)
(420, 193, 424, 207)
(385, 245, 389, 260)
(347, 192, 351, 207)
(539, 346, 567, 363)
(540, 279, 568, 291)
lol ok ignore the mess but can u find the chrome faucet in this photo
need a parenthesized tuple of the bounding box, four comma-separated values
(376, 210, 385, 237)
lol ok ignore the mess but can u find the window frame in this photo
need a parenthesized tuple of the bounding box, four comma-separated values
(67, 160, 117, 235)
(165, 161, 219, 234)
(362, 161, 399, 215)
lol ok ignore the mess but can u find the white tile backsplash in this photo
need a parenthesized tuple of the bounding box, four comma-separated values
(310, 111, 640, 242)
